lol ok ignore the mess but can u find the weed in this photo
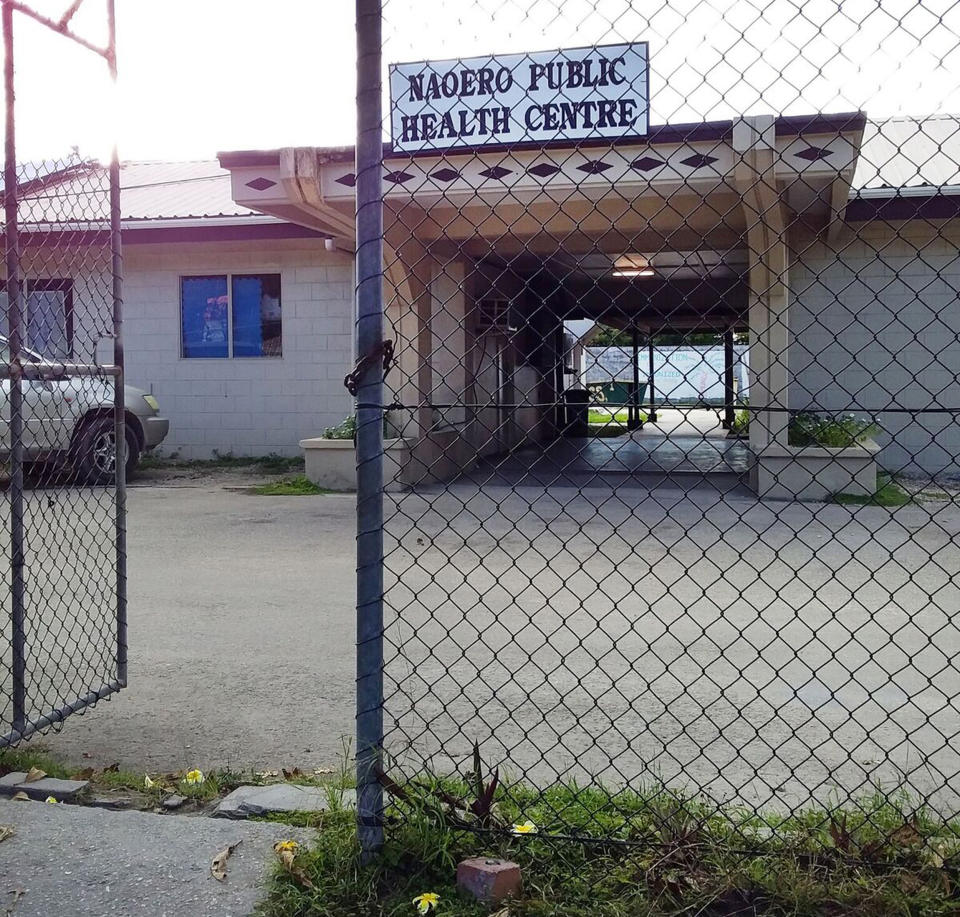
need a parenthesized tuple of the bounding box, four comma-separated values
(831, 474, 912, 507)
(249, 475, 331, 496)
(259, 762, 960, 916)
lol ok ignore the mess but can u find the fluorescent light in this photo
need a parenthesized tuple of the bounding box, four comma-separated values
(612, 254, 654, 277)
(612, 268, 656, 277)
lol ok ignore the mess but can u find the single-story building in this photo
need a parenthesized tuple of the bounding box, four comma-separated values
(8, 109, 959, 495)
(218, 111, 960, 496)
(6, 158, 355, 459)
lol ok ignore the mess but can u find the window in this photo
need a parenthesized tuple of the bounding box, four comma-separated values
(180, 273, 281, 358)
(0, 278, 73, 359)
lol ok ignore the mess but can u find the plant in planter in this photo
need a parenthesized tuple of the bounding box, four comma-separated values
(788, 412, 879, 448)
(730, 408, 750, 437)
(322, 414, 357, 440)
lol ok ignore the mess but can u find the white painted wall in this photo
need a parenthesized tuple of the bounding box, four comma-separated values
(120, 238, 355, 459)
(791, 220, 960, 477)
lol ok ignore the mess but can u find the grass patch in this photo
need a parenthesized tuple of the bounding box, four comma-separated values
(0, 747, 73, 780)
(587, 409, 647, 438)
(139, 450, 304, 474)
(261, 776, 960, 917)
(249, 475, 331, 496)
(831, 474, 912, 507)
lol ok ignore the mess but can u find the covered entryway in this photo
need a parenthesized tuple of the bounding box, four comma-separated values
(220, 111, 868, 500)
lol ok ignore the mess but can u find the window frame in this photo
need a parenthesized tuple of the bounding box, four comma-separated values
(179, 271, 283, 360)
(0, 278, 75, 359)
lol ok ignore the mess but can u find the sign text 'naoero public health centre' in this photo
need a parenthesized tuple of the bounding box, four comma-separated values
(390, 43, 649, 153)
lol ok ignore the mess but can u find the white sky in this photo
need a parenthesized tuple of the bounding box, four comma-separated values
(9, 0, 960, 162)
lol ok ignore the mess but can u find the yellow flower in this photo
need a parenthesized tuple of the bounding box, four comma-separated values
(413, 892, 440, 914)
(511, 820, 538, 835)
(144, 775, 155, 790)
(45, 796, 58, 804)
(183, 769, 205, 786)
(275, 840, 299, 853)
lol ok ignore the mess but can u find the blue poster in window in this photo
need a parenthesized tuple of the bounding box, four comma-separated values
(182, 276, 228, 358)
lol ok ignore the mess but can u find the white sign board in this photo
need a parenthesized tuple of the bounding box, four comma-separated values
(586, 345, 750, 403)
(390, 43, 649, 153)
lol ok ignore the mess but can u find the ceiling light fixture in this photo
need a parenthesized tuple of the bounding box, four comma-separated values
(612, 254, 655, 278)
(612, 267, 656, 278)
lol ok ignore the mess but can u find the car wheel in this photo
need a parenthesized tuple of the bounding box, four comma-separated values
(76, 417, 140, 484)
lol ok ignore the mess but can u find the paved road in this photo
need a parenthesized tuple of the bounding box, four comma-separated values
(0, 798, 310, 917)
(12, 471, 960, 816)
(39, 474, 358, 775)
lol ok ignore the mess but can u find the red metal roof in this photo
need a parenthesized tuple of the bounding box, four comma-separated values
(13, 159, 265, 228)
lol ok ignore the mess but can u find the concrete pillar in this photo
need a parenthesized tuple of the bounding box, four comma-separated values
(733, 115, 790, 453)
(430, 259, 468, 427)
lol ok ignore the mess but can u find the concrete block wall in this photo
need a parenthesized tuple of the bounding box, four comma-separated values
(119, 238, 355, 459)
(790, 220, 960, 477)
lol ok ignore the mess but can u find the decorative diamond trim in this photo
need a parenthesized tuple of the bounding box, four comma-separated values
(384, 170, 415, 184)
(478, 166, 513, 180)
(528, 162, 561, 178)
(795, 146, 834, 162)
(630, 156, 666, 172)
(429, 168, 461, 182)
(577, 160, 614, 175)
(679, 154, 719, 168)
(334, 173, 357, 187)
(245, 177, 276, 192)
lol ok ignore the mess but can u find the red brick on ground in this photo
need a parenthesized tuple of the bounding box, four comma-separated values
(456, 857, 522, 903)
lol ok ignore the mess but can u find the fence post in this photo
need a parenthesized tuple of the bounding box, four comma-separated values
(3, 0, 26, 737)
(354, 0, 385, 861)
(106, 0, 127, 690)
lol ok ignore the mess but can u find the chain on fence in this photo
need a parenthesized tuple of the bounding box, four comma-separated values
(351, 0, 960, 893)
(0, 0, 125, 745)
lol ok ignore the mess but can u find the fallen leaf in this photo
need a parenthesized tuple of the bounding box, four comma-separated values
(103, 763, 120, 773)
(10, 792, 28, 801)
(210, 840, 241, 882)
(890, 818, 923, 847)
(3, 887, 24, 917)
(23, 768, 45, 784)
(281, 767, 303, 780)
(312, 767, 334, 776)
(71, 768, 95, 781)
(256, 770, 279, 780)
(0, 826, 13, 843)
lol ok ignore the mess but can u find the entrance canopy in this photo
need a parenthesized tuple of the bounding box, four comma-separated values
(219, 112, 865, 254)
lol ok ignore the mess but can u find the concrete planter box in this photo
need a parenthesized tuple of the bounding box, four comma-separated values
(299, 437, 410, 492)
(751, 439, 879, 501)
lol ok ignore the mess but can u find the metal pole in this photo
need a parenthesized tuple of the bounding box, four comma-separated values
(355, 0, 385, 860)
(3, 0, 26, 736)
(630, 323, 640, 430)
(106, 0, 126, 687)
(723, 328, 735, 430)
(647, 334, 657, 423)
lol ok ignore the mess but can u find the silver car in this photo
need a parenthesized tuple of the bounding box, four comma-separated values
(1, 336, 169, 482)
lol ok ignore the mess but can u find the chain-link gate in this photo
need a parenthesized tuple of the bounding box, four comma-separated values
(0, 0, 124, 745)
(353, 0, 960, 902)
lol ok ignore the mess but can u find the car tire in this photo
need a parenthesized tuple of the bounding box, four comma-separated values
(75, 416, 140, 484)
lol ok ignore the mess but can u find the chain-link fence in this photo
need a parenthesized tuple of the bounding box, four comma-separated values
(353, 0, 960, 899)
(0, 0, 125, 745)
